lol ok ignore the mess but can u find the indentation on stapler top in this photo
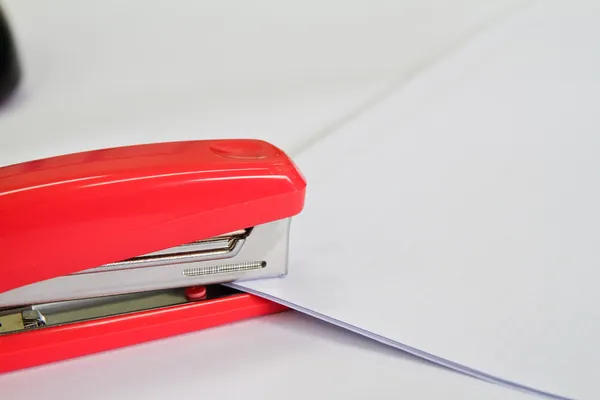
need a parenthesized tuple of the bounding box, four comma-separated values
(209, 140, 272, 160)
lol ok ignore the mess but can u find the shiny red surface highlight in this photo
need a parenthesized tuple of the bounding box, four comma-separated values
(0, 139, 306, 294)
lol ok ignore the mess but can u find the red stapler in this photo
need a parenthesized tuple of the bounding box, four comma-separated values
(0, 139, 306, 373)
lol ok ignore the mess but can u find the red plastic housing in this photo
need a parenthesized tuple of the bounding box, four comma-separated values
(0, 292, 288, 374)
(0, 139, 306, 294)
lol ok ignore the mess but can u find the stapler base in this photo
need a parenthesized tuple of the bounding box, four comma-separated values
(0, 286, 286, 373)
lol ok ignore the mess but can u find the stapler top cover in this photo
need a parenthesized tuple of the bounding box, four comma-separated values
(0, 139, 306, 294)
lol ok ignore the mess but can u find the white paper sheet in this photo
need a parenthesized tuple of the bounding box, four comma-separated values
(234, 1, 600, 399)
(0, 312, 537, 400)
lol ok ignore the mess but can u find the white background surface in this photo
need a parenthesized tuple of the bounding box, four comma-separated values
(236, 1, 600, 399)
(0, 0, 585, 399)
(0, 0, 525, 166)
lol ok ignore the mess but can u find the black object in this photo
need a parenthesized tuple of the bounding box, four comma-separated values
(0, 5, 20, 105)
